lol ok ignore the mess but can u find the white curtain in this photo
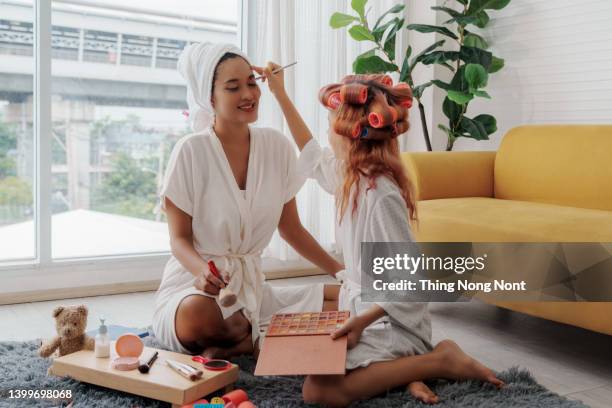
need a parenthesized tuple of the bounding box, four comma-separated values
(252, 0, 411, 261)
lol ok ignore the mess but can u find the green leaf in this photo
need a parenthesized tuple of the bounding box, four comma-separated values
(400, 47, 412, 83)
(447, 90, 474, 105)
(353, 55, 398, 74)
(465, 63, 488, 90)
(438, 124, 453, 137)
(460, 46, 493, 70)
(473, 114, 497, 134)
(431, 79, 452, 90)
(329, 12, 359, 28)
(372, 17, 397, 41)
(464, 32, 489, 49)
(415, 50, 460, 67)
(349, 25, 375, 41)
(373, 4, 405, 31)
(488, 56, 505, 73)
(409, 40, 445, 72)
(431, 6, 463, 19)
(445, 15, 479, 26)
(412, 81, 433, 99)
(449, 65, 468, 92)
(406, 24, 458, 40)
(473, 11, 490, 28)
(384, 34, 396, 60)
(459, 116, 489, 140)
(382, 18, 404, 60)
(474, 90, 491, 98)
(443, 97, 463, 127)
(456, 0, 468, 4)
(356, 48, 377, 60)
(352, 48, 377, 72)
(468, 0, 511, 15)
(351, 0, 368, 20)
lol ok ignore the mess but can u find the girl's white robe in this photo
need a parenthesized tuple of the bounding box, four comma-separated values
(153, 126, 323, 349)
(299, 139, 433, 369)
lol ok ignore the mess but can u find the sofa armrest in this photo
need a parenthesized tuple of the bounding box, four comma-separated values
(402, 151, 496, 201)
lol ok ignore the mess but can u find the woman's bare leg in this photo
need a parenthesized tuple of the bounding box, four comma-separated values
(175, 295, 250, 353)
(303, 340, 503, 408)
(323, 284, 340, 311)
(201, 333, 254, 360)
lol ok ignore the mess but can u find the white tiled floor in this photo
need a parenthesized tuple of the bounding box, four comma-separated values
(1, 275, 610, 407)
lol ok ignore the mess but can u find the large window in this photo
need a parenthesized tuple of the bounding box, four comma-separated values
(0, 0, 240, 263)
(0, 4, 35, 261)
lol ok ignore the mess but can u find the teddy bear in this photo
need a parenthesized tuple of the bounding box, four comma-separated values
(38, 304, 95, 358)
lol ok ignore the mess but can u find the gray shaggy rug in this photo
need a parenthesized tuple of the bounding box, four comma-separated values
(0, 335, 588, 407)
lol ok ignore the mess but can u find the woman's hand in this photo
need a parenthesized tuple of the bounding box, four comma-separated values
(331, 315, 367, 349)
(252, 62, 286, 97)
(194, 263, 229, 296)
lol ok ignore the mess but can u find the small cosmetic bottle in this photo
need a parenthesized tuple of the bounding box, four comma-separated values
(94, 317, 110, 358)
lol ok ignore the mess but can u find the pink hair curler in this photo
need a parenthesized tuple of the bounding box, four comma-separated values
(318, 85, 342, 110)
(399, 98, 413, 109)
(340, 83, 368, 104)
(368, 106, 398, 128)
(367, 92, 397, 128)
(380, 74, 393, 87)
(222, 389, 249, 406)
(328, 92, 342, 109)
(393, 82, 413, 108)
(333, 120, 362, 139)
(238, 402, 256, 408)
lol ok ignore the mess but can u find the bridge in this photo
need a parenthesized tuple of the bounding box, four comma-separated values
(0, 0, 237, 212)
(1, 0, 237, 108)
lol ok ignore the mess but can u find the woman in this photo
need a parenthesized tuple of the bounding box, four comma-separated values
(152, 43, 343, 358)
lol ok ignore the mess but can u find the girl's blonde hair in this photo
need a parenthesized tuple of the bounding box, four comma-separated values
(318, 74, 417, 223)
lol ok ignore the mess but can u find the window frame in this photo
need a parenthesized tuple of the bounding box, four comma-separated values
(0, 0, 299, 303)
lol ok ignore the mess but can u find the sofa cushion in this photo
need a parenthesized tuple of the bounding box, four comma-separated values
(495, 125, 612, 211)
(413, 197, 612, 242)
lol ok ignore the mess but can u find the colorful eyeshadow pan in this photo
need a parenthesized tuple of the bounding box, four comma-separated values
(265, 311, 350, 337)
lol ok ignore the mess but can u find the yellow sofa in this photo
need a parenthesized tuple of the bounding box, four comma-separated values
(402, 125, 612, 335)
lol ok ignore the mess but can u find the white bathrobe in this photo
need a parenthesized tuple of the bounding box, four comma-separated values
(152, 125, 323, 353)
(300, 139, 433, 369)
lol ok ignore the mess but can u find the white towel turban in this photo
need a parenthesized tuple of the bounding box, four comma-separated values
(177, 42, 250, 132)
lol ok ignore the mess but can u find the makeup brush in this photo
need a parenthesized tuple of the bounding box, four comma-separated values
(254, 61, 298, 81)
(208, 260, 237, 307)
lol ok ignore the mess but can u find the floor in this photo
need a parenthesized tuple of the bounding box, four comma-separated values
(1, 275, 610, 407)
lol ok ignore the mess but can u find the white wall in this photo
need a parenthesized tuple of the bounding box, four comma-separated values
(408, 0, 612, 152)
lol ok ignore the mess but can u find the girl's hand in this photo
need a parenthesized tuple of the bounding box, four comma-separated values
(194, 264, 229, 295)
(252, 62, 286, 97)
(331, 316, 366, 349)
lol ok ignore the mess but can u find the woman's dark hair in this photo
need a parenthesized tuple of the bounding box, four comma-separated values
(211, 52, 250, 94)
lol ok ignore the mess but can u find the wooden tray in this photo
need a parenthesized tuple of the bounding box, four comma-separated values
(49, 342, 238, 407)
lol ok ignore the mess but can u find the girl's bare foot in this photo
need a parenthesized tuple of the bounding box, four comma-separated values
(408, 381, 439, 405)
(434, 340, 505, 388)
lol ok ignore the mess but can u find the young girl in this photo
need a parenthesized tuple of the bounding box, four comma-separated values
(255, 63, 504, 407)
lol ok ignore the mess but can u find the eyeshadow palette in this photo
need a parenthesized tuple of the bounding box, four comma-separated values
(255, 310, 350, 376)
(266, 311, 350, 337)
